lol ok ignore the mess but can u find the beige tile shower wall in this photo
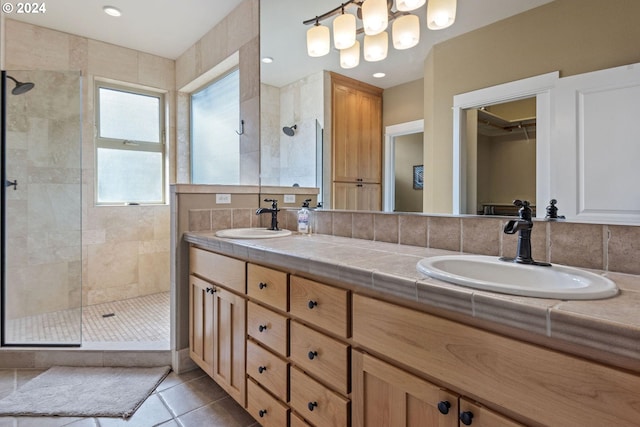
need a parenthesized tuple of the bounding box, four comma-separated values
(175, 0, 260, 184)
(5, 19, 174, 307)
(312, 211, 640, 276)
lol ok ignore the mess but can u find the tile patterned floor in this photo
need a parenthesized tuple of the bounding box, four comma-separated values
(0, 368, 259, 427)
(4, 293, 170, 346)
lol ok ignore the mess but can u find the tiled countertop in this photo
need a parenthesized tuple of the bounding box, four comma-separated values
(184, 231, 640, 372)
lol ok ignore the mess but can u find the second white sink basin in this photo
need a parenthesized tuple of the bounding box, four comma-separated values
(416, 255, 618, 300)
(215, 228, 292, 239)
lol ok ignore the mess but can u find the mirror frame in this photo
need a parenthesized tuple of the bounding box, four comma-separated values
(452, 71, 558, 217)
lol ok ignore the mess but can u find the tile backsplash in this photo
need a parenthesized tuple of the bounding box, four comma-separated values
(190, 208, 640, 276)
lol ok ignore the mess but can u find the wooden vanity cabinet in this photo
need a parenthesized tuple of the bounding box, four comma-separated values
(352, 293, 640, 427)
(189, 247, 247, 406)
(352, 350, 459, 427)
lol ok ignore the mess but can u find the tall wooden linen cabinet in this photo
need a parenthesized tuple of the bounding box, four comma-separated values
(331, 72, 383, 210)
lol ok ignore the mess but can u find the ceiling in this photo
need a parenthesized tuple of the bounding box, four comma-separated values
(7, 0, 554, 89)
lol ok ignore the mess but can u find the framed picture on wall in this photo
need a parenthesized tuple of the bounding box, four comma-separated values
(413, 165, 423, 190)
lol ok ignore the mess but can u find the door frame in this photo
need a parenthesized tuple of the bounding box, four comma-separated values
(383, 119, 424, 212)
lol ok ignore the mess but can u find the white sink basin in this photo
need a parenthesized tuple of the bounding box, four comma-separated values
(215, 228, 292, 239)
(416, 255, 618, 300)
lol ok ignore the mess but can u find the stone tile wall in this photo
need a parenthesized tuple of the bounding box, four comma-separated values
(191, 206, 640, 276)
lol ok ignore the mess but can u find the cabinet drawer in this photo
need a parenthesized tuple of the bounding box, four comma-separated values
(247, 301, 288, 356)
(247, 339, 288, 402)
(290, 275, 349, 337)
(290, 320, 349, 395)
(290, 412, 313, 427)
(247, 379, 289, 427)
(190, 247, 245, 294)
(290, 367, 349, 427)
(247, 264, 288, 311)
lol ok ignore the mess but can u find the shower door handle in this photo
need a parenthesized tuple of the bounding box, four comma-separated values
(5, 179, 17, 190)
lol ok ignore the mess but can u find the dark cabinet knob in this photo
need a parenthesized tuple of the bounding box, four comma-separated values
(258, 282, 267, 289)
(437, 400, 451, 415)
(308, 401, 318, 411)
(307, 300, 318, 309)
(460, 411, 474, 425)
(205, 287, 216, 294)
(258, 324, 268, 332)
(308, 350, 318, 360)
(258, 366, 267, 374)
(259, 409, 267, 418)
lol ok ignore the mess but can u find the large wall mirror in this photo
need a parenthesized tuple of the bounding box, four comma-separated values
(260, 0, 640, 222)
(258, 0, 551, 211)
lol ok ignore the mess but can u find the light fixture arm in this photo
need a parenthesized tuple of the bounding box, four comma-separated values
(303, 1, 362, 26)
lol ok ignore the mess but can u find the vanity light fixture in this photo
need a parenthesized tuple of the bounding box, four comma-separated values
(103, 5, 122, 17)
(304, 0, 457, 68)
(307, 19, 331, 57)
(340, 40, 360, 68)
(426, 0, 456, 29)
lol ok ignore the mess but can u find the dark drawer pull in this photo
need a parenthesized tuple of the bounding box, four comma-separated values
(258, 324, 268, 332)
(205, 287, 216, 294)
(258, 366, 267, 374)
(308, 401, 318, 411)
(308, 350, 318, 360)
(460, 411, 474, 425)
(258, 282, 267, 289)
(259, 409, 267, 418)
(437, 401, 451, 415)
(307, 300, 318, 309)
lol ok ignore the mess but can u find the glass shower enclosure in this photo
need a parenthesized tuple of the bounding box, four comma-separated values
(1, 70, 82, 346)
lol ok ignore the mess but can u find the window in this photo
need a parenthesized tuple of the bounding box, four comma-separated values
(191, 68, 240, 184)
(95, 82, 165, 204)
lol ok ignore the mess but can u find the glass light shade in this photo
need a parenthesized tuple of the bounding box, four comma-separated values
(392, 14, 420, 49)
(307, 24, 331, 57)
(333, 13, 356, 49)
(340, 40, 360, 69)
(362, 0, 389, 35)
(427, 0, 457, 30)
(364, 31, 388, 62)
(396, 0, 426, 12)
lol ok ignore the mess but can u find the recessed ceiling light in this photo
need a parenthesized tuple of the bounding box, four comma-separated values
(103, 6, 122, 17)
(262, 57, 274, 64)
(373, 72, 386, 78)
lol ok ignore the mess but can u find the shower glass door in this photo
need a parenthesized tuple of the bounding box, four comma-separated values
(1, 70, 82, 346)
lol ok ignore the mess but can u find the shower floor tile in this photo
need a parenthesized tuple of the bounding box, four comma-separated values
(4, 292, 170, 346)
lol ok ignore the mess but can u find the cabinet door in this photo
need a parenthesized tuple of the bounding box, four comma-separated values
(189, 275, 214, 376)
(459, 398, 525, 427)
(212, 286, 246, 407)
(352, 350, 459, 427)
(334, 183, 381, 211)
(333, 83, 360, 183)
(358, 90, 382, 183)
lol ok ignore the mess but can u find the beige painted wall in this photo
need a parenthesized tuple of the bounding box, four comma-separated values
(383, 78, 424, 127)
(423, 0, 640, 213)
(4, 19, 174, 306)
(394, 133, 423, 212)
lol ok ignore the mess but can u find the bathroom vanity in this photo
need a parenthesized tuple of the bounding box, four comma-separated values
(184, 231, 640, 427)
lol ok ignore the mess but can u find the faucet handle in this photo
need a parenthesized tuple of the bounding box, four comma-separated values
(513, 199, 532, 221)
(264, 198, 279, 209)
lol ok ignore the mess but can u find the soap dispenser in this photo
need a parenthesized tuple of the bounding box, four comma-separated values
(297, 199, 312, 234)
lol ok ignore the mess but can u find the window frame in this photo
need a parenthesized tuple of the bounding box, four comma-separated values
(189, 67, 240, 185)
(94, 80, 166, 205)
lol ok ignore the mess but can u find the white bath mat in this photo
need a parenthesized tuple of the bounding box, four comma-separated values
(0, 365, 171, 418)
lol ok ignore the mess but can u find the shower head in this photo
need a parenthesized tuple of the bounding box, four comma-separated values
(6, 75, 35, 95)
(282, 124, 297, 136)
